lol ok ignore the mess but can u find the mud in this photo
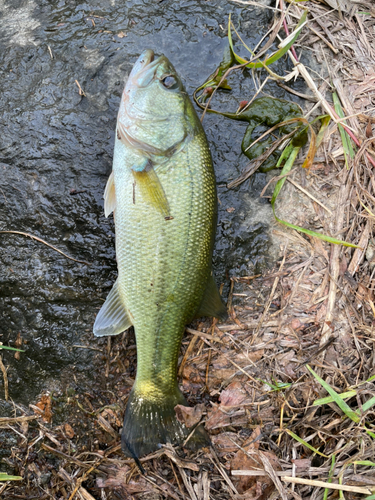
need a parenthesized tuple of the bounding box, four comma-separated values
(0, 0, 305, 405)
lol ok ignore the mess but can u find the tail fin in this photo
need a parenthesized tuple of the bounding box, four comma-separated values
(121, 386, 210, 458)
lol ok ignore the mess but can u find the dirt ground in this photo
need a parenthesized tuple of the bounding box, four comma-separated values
(1, 0, 375, 499)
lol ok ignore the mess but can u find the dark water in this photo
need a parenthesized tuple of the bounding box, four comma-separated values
(0, 0, 304, 404)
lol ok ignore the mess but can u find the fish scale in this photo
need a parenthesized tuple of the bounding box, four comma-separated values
(93, 49, 226, 459)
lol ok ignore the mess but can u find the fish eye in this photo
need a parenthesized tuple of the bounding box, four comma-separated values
(161, 74, 179, 90)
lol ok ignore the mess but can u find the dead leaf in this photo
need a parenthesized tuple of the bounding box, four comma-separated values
(220, 381, 253, 407)
(175, 403, 205, 428)
(230, 427, 281, 496)
(63, 423, 75, 439)
(212, 432, 241, 454)
(320, 0, 351, 12)
(275, 350, 295, 367)
(162, 447, 200, 471)
(291, 458, 311, 471)
(181, 364, 205, 394)
(34, 393, 53, 423)
(97, 466, 155, 495)
(14, 332, 22, 360)
(101, 407, 122, 427)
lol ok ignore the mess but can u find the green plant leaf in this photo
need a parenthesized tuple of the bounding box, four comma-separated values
(354, 461, 375, 466)
(285, 429, 329, 457)
(195, 44, 235, 95)
(307, 365, 361, 423)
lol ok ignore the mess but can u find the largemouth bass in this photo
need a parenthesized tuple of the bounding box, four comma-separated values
(94, 50, 226, 459)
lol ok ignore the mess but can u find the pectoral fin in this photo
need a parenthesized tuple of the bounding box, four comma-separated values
(195, 274, 227, 320)
(93, 279, 132, 337)
(104, 171, 116, 217)
(132, 160, 171, 219)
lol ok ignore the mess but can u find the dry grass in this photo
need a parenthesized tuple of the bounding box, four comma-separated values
(1, 0, 375, 498)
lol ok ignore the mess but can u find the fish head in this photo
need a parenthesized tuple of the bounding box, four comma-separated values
(118, 50, 199, 157)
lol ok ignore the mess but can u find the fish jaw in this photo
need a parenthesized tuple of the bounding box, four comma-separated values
(126, 49, 155, 84)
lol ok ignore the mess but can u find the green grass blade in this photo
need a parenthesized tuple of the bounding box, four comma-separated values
(285, 429, 329, 457)
(307, 365, 361, 423)
(365, 495, 375, 500)
(315, 115, 331, 149)
(361, 396, 375, 413)
(332, 92, 355, 169)
(323, 454, 336, 500)
(0, 473, 22, 481)
(271, 145, 300, 205)
(314, 390, 357, 406)
(365, 428, 375, 439)
(354, 461, 375, 466)
(338, 476, 346, 500)
(0, 345, 25, 352)
(228, 11, 307, 69)
(272, 210, 360, 248)
(258, 378, 291, 391)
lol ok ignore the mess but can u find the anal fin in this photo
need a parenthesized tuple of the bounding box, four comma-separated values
(93, 279, 132, 337)
(195, 273, 227, 320)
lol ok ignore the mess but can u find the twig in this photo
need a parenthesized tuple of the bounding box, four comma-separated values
(0, 415, 38, 426)
(0, 356, 9, 401)
(287, 177, 332, 214)
(277, 82, 318, 102)
(279, 0, 299, 61)
(75, 80, 86, 97)
(320, 168, 352, 346)
(185, 327, 223, 344)
(0, 230, 91, 265)
(209, 447, 239, 497)
(67, 459, 103, 500)
(308, 26, 339, 54)
(281, 476, 373, 495)
(252, 245, 287, 343)
(260, 451, 288, 500)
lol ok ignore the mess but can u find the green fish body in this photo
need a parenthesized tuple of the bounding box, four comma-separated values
(94, 50, 226, 458)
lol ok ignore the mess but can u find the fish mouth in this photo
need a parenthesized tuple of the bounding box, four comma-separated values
(138, 49, 155, 67)
(128, 49, 167, 88)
